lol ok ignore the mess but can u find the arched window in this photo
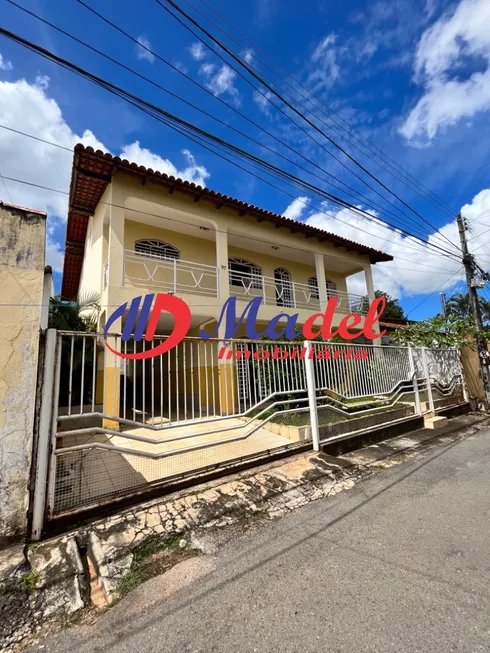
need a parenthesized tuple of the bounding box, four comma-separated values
(308, 276, 319, 300)
(228, 258, 263, 289)
(274, 267, 293, 307)
(134, 239, 180, 260)
(308, 276, 337, 300)
(326, 278, 337, 298)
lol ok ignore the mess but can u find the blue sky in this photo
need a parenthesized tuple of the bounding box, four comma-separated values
(1, 0, 490, 319)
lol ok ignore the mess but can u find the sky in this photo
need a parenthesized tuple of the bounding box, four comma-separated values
(1, 0, 490, 320)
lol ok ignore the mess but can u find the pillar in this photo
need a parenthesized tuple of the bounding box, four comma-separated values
(215, 226, 229, 302)
(102, 191, 125, 428)
(314, 252, 328, 312)
(364, 263, 380, 336)
(215, 226, 236, 414)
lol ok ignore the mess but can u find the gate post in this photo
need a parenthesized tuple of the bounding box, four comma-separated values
(31, 328, 57, 541)
(421, 348, 435, 414)
(304, 341, 320, 452)
(408, 347, 422, 416)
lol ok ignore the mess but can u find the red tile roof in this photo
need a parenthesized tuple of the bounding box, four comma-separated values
(379, 318, 410, 329)
(61, 144, 393, 299)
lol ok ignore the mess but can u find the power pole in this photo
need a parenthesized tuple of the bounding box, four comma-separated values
(439, 293, 447, 318)
(457, 213, 490, 410)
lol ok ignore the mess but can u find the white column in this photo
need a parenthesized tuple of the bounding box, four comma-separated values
(304, 340, 320, 451)
(107, 189, 125, 288)
(314, 252, 328, 312)
(364, 263, 376, 303)
(216, 226, 229, 301)
(364, 263, 380, 335)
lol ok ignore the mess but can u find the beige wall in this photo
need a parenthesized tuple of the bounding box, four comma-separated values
(227, 244, 347, 292)
(0, 204, 46, 546)
(83, 174, 376, 333)
(79, 186, 109, 301)
(124, 220, 216, 266)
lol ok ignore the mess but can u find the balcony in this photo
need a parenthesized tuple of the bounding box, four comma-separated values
(124, 249, 218, 297)
(122, 251, 365, 314)
(229, 270, 366, 314)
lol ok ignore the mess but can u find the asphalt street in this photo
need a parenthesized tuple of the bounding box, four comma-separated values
(33, 428, 490, 653)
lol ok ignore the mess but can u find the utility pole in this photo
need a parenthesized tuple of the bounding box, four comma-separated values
(457, 213, 490, 410)
(439, 293, 447, 318)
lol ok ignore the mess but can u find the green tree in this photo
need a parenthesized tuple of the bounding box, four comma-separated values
(392, 314, 489, 349)
(48, 293, 101, 407)
(48, 292, 100, 331)
(446, 292, 490, 324)
(360, 290, 406, 320)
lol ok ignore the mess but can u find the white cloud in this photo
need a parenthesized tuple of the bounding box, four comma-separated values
(0, 53, 12, 71)
(136, 36, 155, 64)
(243, 49, 254, 64)
(283, 196, 310, 221)
(400, 0, 490, 142)
(308, 33, 341, 90)
(253, 88, 274, 114)
(0, 76, 210, 272)
(120, 142, 210, 186)
(279, 193, 490, 303)
(45, 222, 65, 273)
(189, 42, 207, 61)
(199, 63, 241, 106)
(34, 74, 50, 90)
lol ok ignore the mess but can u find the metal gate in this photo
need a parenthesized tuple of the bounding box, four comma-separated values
(31, 331, 467, 537)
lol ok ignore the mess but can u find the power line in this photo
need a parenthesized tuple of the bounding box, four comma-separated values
(7, 0, 447, 244)
(179, 0, 457, 220)
(0, 172, 461, 273)
(56, 0, 458, 249)
(406, 268, 465, 317)
(154, 0, 462, 255)
(0, 166, 13, 204)
(192, 0, 458, 218)
(0, 27, 462, 263)
(156, 0, 456, 243)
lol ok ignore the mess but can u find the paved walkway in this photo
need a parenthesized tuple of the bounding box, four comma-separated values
(38, 425, 490, 652)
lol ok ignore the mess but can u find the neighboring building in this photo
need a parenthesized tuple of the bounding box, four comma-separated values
(379, 317, 411, 344)
(61, 144, 393, 422)
(0, 201, 48, 545)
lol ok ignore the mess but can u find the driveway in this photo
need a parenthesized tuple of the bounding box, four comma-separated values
(32, 428, 490, 653)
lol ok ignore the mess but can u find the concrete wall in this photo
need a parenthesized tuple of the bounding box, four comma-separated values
(0, 203, 46, 546)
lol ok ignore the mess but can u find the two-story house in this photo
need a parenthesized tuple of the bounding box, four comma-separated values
(61, 144, 393, 425)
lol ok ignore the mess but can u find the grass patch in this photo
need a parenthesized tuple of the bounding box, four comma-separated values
(115, 536, 195, 601)
(18, 571, 40, 593)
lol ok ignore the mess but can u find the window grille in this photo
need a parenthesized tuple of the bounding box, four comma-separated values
(228, 258, 263, 289)
(134, 239, 180, 260)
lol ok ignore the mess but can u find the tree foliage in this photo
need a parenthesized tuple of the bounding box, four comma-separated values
(48, 292, 100, 331)
(392, 314, 489, 349)
(360, 290, 406, 320)
(446, 292, 490, 324)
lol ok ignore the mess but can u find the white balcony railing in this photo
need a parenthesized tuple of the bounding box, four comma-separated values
(122, 251, 366, 313)
(123, 250, 218, 297)
(229, 271, 367, 314)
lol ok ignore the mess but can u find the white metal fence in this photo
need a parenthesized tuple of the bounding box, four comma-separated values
(31, 331, 467, 534)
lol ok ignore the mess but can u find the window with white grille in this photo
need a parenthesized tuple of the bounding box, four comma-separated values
(308, 276, 319, 299)
(134, 239, 180, 260)
(274, 267, 293, 307)
(308, 276, 337, 299)
(326, 278, 337, 298)
(228, 258, 263, 289)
